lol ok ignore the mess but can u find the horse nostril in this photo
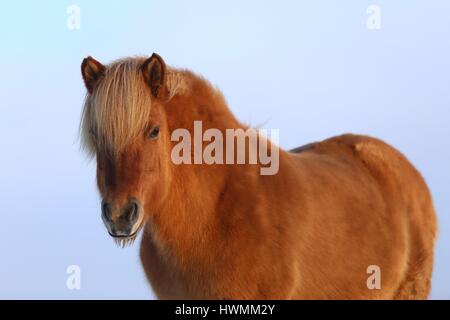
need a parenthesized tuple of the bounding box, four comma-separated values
(102, 200, 112, 222)
(122, 201, 139, 224)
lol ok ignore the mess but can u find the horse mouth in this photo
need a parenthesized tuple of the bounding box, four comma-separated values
(109, 230, 139, 248)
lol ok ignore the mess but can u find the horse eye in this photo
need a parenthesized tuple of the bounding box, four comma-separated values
(148, 126, 160, 140)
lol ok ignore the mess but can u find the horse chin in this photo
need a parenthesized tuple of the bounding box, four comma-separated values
(111, 224, 143, 248)
(112, 233, 138, 248)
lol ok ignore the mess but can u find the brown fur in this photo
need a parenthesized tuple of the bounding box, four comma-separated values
(80, 55, 437, 299)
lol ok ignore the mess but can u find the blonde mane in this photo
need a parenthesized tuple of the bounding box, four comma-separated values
(80, 57, 188, 157)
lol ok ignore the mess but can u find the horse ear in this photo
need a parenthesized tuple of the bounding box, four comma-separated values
(81, 56, 105, 94)
(141, 53, 169, 100)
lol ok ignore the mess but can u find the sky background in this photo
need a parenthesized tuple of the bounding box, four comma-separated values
(0, 1, 449, 299)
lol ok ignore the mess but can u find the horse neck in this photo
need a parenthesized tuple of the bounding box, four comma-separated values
(144, 73, 253, 261)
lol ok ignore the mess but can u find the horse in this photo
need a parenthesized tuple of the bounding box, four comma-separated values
(80, 53, 437, 299)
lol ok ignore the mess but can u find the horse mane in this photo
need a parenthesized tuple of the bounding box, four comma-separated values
(80, 57, 190, 157)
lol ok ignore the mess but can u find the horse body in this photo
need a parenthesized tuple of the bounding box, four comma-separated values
(80, 54, 437, 299)
(139, 133, 436, 299)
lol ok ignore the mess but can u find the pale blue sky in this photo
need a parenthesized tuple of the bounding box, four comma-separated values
(0, 1, 449, 299)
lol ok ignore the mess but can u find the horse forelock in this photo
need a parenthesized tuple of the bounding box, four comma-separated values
(80, 57, 189, 157)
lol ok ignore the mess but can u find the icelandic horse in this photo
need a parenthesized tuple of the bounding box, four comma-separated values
(80, 53, 437, 299)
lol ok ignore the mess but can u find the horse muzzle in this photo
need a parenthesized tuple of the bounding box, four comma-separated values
(101, 198, 143, 243)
